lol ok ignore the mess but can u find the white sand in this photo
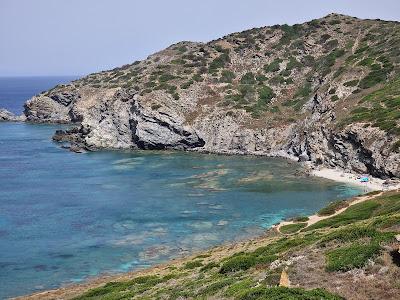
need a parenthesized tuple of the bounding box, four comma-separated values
(311, 167, 400, 192)
(274, 167, 400, 233)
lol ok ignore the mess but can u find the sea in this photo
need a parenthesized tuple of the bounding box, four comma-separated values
(0, 77, 362, 299)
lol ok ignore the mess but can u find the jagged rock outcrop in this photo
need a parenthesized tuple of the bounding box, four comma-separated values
(21, 13, 400, 178)
(0, 108, 26, 122)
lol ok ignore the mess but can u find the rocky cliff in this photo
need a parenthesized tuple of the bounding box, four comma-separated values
(0, 108, 25, 122)
(22, 14, 400, 178)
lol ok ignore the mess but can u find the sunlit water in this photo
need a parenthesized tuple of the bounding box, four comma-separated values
(0, 78, 362, 299)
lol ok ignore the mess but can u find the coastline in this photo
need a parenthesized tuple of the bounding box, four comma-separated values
(15, 174, 399, 300)
(310, 167, 400, 192)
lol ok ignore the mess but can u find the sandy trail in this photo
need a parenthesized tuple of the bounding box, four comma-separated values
(276, 192, 383, 233)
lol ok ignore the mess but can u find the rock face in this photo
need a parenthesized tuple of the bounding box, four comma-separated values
(0, 109, 25, 122)
(22, 14, 400, 178)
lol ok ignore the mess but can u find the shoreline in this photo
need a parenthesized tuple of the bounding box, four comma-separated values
(310, 167, 400, 192)
(15, 182, 397, 300)
(4, 120, 400, 299)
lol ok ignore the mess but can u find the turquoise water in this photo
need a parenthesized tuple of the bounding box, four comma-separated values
(0, 78, 362, 299)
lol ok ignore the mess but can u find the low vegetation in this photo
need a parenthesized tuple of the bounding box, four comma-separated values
(69, 190, 400, 300)
(280, 222, 307, 234)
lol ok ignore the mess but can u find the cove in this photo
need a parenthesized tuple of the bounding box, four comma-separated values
(0, 122, 363, 298)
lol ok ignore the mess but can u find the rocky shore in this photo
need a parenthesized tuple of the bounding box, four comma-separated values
(0, 108, 25, 122)
(3, 14, 400, 180)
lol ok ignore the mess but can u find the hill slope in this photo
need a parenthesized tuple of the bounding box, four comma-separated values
(24, 13, 400, 178)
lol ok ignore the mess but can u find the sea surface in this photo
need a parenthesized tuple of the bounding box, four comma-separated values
(0, 77, 362, 299)
(0, 76, 78, 114)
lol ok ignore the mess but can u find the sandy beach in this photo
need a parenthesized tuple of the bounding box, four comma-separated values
(311, 167, 400, 192)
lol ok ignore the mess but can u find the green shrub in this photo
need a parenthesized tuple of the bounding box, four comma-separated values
(264, 58, 283, 73)
(331, 95, 339, 101)
(192, 73, 204, 82)
(200, 261, 219, 272)
(269, 75, 286, 85)
(74, 275, 169, 300)
(279, 24, 303, 45)
(256, 74, 267, 82)
(238, 286, 344, 300)
(295, 82, 312, 98)
(224, 279, 255, 297)
(325, 243, 381, 271)
(198, 278, 235, 296)
(286, 56, 301, 71)
(280, 223, 307, 234)
(209, 53, 230, 72)
(220, 70, 236, 83)
(306, 200, 380, 231)
(292, 216, 309, 222)
(172, 93, 180, 100)
(343, 79, 359, 87)
(371, 214, 400, 229)
(240, 72, 257, 84)
(184, 260, 203, 269)
(359, 68, 388, 89)
(258, 85, 275, 103)
(219, 254, 257, 273)
(318, 200, 349, 216)
(181, 80, 193, 89)
(344, 78, 400, 135)
(158, 73, 176, 82)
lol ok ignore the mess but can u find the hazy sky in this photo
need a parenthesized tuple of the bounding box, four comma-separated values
(1, 0, 399, 76)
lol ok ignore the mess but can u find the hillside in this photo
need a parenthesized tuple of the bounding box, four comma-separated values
(22, 13, 400, 178)
(19, 190, 400, 299)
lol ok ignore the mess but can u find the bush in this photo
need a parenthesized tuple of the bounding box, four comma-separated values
(325, 243, 381, 271)
(306, 200, 380, 231)
(238, 286, 344, 300)
(286, 56, 301, 71)
(359, 68, 388, 89)
(280, 223, 307, 234)
(318, 200, 349, 216)
(184, 260, 203, 269)
(264, 58, 283, 73)
(158, 73, 176, 82)
(181, 80, 193, 89)
(192, 73, 204, 82)
(292, 216, 309, 222)
(220, 70, 235, 83)
(320, 225, 395, 253)
(258, 86, 275, 103)
(200, 261, 219, 272)
(209, 53, 230, 72)
(219, 254, 257, 273)
(343, 79, 359, 87)
(240, 72, 257, 84)
(295, 82, 312, 98)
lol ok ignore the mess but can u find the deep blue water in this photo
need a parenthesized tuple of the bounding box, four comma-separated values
(0, 76, 78, 114)
(0, 77, 362, 299)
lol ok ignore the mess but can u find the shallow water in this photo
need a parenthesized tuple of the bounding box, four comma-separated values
(0, 78, 362, 298)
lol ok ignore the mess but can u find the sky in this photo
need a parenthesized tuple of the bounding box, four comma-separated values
(1, 0, 399, 76)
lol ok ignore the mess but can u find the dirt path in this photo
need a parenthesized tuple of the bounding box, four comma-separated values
(275, 192, 382, 233)
(352, 29, 362, 54)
